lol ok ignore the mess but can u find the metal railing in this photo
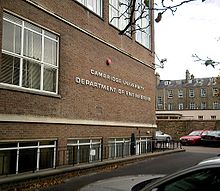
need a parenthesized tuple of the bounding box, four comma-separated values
(57, 139, 182, 166)
(0, 140, 182, 176)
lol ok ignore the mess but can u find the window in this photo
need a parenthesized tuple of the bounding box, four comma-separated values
(200, 88, 206, 97)
(109, 0, 130, 34)
(67, 139, 102, 165)
(213, 102, 219, 109)
(157, 96, 163, 110)
(198, 116, 203, 120)
(164, 81, 171, 86)
(1, 12, 59, 94)
(167, 103, 173, 111)
(76, 0, 102, 16)
(201, 102, 206, 110)
(135, 0, 151, 49)
(157, 96, 163, 104)
(157, 116, 169, 120)
(170, 116, 179, 119)
(168, 90, 173, 98)
(212, 87, 218, 96)
(136, 137, 151, 154)
(0, 140, 56, 175)
(157, 105, 163, 110)
(189, 89, 195, 97)
(108, 138, 130, 159)
(178, 89, 183, 98)
(178, 103, 184, 110)
(211, 116, 216, 120)
(189, 102, 195, 110)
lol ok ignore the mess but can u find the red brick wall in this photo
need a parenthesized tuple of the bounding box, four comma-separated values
(0, 0, 156, 125)
(0, 122, 153, 141)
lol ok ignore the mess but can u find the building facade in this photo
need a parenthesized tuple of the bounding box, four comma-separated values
(0, 0, 156, 176)
(156, 70, 220, 120)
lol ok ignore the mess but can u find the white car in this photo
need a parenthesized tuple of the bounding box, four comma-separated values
(155, 131, 172, 142)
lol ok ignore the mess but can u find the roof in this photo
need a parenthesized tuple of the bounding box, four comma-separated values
(157, 77, 217, 89)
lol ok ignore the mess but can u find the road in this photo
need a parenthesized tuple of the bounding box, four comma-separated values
(41, 146, 219, 191)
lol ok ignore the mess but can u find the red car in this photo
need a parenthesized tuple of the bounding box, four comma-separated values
(180, 130, 211, 146)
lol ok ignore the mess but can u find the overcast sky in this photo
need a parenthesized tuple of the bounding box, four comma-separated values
(154, 0, 220, 80)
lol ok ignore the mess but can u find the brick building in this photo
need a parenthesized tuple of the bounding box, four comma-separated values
(156, 70, 220, 118)
(156, 70, 220, 138)
(0, 0, 156, 176)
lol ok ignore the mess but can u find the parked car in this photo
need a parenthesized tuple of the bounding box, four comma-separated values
(132, 156, 220, 191)
(155, 131, 172, 142)
(179, 130, 211, 146)
(201, 131, 220, 147)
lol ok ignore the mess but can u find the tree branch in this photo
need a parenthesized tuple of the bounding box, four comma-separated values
(192, 54, 220, 68)
(113, 0, 206, 35)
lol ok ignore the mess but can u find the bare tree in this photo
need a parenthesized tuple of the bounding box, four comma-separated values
(113, 0, 206, 35)
(192, 52, 220, 97)
(192, 54, 220, 68)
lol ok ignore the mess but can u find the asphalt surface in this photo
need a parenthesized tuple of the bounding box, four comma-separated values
(41, 146, 220, 191)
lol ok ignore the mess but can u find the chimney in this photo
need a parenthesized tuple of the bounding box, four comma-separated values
(186, 70, 190, 83)
(155, 72, 160, 86)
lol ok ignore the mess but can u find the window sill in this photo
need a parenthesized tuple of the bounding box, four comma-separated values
(0, 84, 61, 99)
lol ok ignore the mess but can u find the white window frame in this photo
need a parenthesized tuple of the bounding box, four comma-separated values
(168, 90, 173, 98)
(200, 88, 206, 97)
(67, 138, 102, 164)
(109, 0, 130, 35)
(178, 103, 184, 110)
(164, 81, 171, 86)
(136, 137, 149, 155)
(157, 96, 163, 110)
(211, 115, 216, 120)
(201, 102, 206, 110)
(0, 140, 56, 175)
(135, 0, 151, 49)
(157, 96, 163, 104)
(178, 89, 183, 98)
(189, 102, 195, 110)
(76, 0, 103, 17)
(167, 103, 173, 111)
(213, 102, 219, 109)
(1, 12, 59, 94)
(108, 138, 130, 159)
(198, 116, 203, 120)
(189, 89, 195, 98)
(212, 87, 218, 96)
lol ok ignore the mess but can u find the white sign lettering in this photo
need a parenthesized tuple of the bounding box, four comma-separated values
(75, 76, 151, 102)
(90, 69, 144, 90)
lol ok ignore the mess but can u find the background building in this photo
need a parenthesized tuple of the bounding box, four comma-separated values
(156, 70, 220, 138)
(0, 0, 156, 176)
